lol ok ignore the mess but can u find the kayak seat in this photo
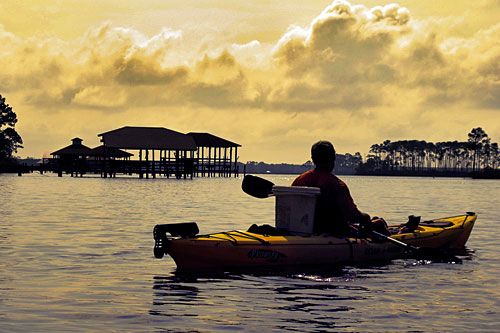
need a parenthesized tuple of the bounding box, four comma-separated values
(395, 215, 421, 234)
(405, 215, 421, 231)
(154, 222, 199, 238)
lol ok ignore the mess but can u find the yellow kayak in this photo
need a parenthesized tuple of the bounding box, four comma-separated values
(153, 213, 477, 271)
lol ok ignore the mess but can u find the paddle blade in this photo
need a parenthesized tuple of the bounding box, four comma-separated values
(242, 175, 275, 199)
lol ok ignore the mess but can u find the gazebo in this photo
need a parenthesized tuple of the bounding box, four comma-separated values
(50, 137, 92, 158)
(50, 138, 93, 176)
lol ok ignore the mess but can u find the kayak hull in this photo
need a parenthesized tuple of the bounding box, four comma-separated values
(156, 213, 477, 272)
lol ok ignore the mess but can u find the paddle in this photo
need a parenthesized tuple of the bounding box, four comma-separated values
(241, 175, 446, 258)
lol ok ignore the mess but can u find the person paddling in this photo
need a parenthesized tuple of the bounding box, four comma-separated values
(292, 140, 389, 237)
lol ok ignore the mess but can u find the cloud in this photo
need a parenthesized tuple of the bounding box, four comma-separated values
(398, 23, 500, 108)
(0, 23, 258, 110)
(267, 2, 414, 109)
(0, 1, 499, 115)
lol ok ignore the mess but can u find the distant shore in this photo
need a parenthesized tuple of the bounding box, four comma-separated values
(241, 162, 500, 179)
(3, 158, 499, 180)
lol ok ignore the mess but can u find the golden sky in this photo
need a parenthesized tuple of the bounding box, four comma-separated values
(1, 0, 499, 163)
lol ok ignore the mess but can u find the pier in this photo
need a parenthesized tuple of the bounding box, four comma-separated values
(44, 126, 241, 179)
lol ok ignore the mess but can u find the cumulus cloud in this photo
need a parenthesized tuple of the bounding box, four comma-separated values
(267, 1, 499, 111)
(269, 1, 414, 109)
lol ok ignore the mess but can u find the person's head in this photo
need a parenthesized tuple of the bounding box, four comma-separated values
(311, 140, 336, 172)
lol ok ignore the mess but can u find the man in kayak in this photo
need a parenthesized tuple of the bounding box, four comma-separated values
(292, 141, 389, 237)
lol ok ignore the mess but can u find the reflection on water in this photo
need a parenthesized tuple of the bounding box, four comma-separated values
(151, 269, 370, 332)
(0, 174, 498, 332)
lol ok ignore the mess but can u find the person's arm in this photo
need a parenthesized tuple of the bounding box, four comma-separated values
(338, 185, 370, 225)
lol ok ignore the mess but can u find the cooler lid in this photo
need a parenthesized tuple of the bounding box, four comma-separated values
(272, 185, 321, 196)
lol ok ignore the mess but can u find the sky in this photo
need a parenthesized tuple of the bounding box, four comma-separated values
(0, 0, 499, 163)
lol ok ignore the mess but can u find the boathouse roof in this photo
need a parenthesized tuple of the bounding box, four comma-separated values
(98, 126, 197, 151)
(51, 138, 93, 156)
(188, 132, 241, 148)
(88, 145, 133, 158)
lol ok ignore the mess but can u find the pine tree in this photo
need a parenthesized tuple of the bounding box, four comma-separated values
(0, 94, 23, 160)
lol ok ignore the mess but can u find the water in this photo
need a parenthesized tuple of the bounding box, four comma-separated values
(1, 174, 498, 332)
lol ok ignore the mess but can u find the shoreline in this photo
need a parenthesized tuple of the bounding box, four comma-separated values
(3, 163, 499, 180)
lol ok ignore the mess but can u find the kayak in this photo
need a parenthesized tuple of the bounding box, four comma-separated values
(153, 212, 477, 271)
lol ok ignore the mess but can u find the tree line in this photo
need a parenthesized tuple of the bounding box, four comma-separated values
(358, 128, 499, 174)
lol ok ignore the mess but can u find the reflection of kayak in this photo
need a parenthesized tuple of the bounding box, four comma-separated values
(153, 213, 477, 271)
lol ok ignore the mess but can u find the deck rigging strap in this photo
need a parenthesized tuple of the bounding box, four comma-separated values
(230, 230, 270, 245)
(196, 231, 270, 246)
(196, 233, 238, 245)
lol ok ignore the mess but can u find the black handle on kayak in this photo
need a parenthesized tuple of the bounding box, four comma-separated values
(242, 175, 275, 199)
(153, 222, 199, 259)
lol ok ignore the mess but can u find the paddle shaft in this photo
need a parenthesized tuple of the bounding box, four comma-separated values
(371, 230, 419, 252)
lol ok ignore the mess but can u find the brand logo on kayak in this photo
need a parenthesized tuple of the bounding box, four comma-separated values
(247, 249, 286, 262)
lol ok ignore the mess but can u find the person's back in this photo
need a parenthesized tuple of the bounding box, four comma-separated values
(292, 169, 361, 236)
(292, 141, 370, 237)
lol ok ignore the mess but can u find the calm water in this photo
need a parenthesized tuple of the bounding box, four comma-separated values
(1, 173, 499, 332)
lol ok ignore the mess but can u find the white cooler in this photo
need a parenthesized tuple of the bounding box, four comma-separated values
(272, 186, 321, 235)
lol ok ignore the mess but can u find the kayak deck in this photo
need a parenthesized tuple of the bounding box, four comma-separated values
(154, 213, 477, 271)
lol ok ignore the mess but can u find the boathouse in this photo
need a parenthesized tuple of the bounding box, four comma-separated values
(98, 126, 197, 179)
(188, 132, 241, 177)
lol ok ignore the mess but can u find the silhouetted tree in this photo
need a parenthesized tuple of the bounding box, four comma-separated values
(491, 143, 499, 169)
(0, 94, 23, 160)
(468, 127, 488, 172)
